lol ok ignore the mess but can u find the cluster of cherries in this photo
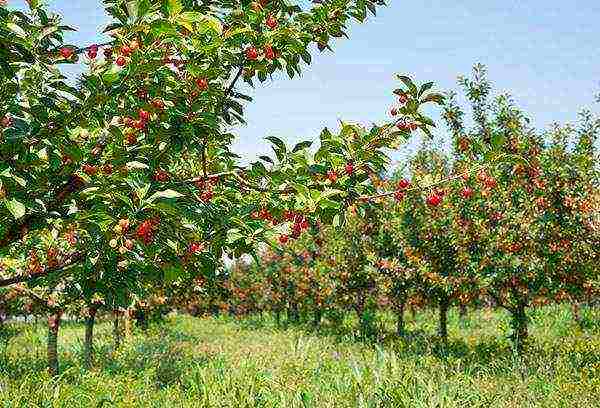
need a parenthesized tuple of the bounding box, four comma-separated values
(390, 93, 418, 131)
(135, 218, 160, 245)
(246, 44, 277, 61)
(195, 176, 219, 203)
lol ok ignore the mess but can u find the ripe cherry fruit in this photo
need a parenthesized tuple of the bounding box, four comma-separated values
(461, 186, 474, 199)
(138, 109, 150, 122)
(327, 170, 338, 183)
(60, 47, 74, 59)
(345, 162, 354, 175)
(246, 47, 259, 61)
(120, 45, 132, 57)
(397, 179, 410, 189)
(266, 15, 278, 30)
(196, 77, 209, 90)
(116, 56, 126, 66)
(264, 45, 276, 60)
(426, 193, 442, 207)
(152, 99, 165, 110)
(87, 45, 98, 59)
(278, 234, 289, 245)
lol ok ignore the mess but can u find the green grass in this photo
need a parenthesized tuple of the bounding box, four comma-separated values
(1, 305, 600, 407)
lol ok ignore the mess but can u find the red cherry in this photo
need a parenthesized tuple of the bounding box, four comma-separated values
(299, 218, 309, 230)
(116, 56, 126, 66)
(266, 15, 278, 30)
(87, 45, 98, 59)
(126, 132, 137, 145)
(59, 47, 74, 59)
(408, 122, 418, 131)
(397, 179, 410, 189)
(200, 190, 213, 202)
(1, 115, 13, 128)
(133, 120, 146, 130)
(461, 186, 474, 199)
(120, 45, 132, 57)
(152, 99, 165, 110)
(327, 170, 338, 183)
(246, 47, 259, 61)
(129, 40, 140, 52)
(82, 164, 98, 176)
(394, 190, 405, 201)
(484, 177, 497, 189)
(136, 89, 148, 99)
(345, 162, 354, 175)
(102, 164, 113, 175)
(426, 193, 442, 207)
(196, 78, 209, 90)
(138, 109, 150, 122)
(278, 234, 289, 245)
(264, 45, 276, 60)
(188, 242, 204, 254)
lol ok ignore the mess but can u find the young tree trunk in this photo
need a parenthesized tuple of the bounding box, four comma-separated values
(113, 312, 121, 350)
(572, 302, 582, 327)
(511, 301, 528, 355)
(459, 304, 467, 320)
(124, 310, 132, 339)
(47, 312, 61, 376)
(288, 303, 299, 323)
(396, 301, 406, 337)
(83, 307, 97, 369)
(438, 297, 449, 342)
(313, 308, 323, 328)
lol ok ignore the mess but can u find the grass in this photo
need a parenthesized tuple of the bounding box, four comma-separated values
(1, 305, 600, 407)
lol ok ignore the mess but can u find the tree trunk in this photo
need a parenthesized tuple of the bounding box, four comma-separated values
(113, 312, 121, 350)
(459, 304, 467, 320)
(288, 303, 299, 323)
(124, 310, 132, 338)
(47, 312, 61, 376)
(572, 302, 582, 327)
(511, 301, 528, 355)
(313, 308, 323, 328)
(396, 301, 406, 337)
(84, 307, 97, 369)
(438, 297, 449, 342)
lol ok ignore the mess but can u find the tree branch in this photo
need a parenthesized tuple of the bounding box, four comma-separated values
(0, 251, 83, 288)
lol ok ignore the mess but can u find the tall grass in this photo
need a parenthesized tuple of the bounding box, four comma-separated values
(1, 305, 599, 407)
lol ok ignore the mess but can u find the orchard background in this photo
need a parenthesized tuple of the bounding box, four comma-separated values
(0, 1, 599, 407)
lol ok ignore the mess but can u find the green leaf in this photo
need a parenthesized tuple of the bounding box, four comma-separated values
(292, 140, 312, 153)
(4, 198, 26, 220)
(421, 93, 445, 104)
(227, 228, 243, 244)
(265, 136, 287, 161)
(418, 81, 434, 97)
(148, 189, 184, 203)
(167, 0, 183, 18)
(396, 75, 418, 94)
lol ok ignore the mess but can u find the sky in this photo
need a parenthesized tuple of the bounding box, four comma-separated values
(13, 1, 600, 163)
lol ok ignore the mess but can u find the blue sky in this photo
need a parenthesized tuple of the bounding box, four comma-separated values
(16, 1, 600, 163)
